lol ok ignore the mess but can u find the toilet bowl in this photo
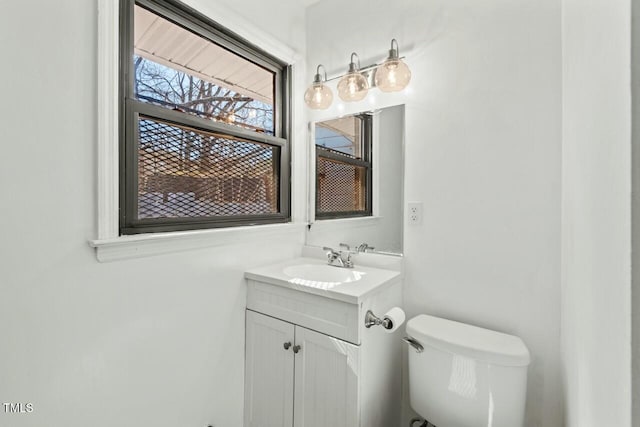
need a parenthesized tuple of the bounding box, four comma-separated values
(405, 315, 530, 427)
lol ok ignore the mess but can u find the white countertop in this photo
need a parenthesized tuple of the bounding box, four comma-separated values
(244, 257, 402, 304)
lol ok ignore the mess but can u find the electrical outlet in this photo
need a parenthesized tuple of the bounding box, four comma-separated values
(408, 202, 423, 225)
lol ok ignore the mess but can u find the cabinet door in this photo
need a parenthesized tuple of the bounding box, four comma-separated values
(245, 310, 295, 427)
(293, 326, 360, 427)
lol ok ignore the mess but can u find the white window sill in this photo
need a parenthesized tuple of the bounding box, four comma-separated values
(308, 216, 382, 233)
(89, 223, 306, 262)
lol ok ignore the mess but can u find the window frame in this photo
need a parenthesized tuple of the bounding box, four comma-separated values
(119, 0, 291, 235)
(314, 113, 373, 220)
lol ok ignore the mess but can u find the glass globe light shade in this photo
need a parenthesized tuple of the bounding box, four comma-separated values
(375, 58, 411, 92)
(337, 72, 369, 102)
(304, 82, 333, 110)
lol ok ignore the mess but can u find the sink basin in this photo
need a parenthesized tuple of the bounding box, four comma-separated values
(245, 256, 402, 304)
(283, 264, 365, 289)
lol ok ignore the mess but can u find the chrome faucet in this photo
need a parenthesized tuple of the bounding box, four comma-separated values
(322, 246, 355, 268)
(356, 242, 374, 253)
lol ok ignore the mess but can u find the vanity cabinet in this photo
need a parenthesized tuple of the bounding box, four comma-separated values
(244, 257, 403, 427)
(244, 310, 359, 427)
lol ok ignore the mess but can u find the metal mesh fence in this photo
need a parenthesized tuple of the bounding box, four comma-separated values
(316, 155, 366, 213)
(137, 116, 279, 219)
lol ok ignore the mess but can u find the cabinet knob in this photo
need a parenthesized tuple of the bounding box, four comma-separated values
(292, 345, 301, 354)
(283, 342, 292, 350)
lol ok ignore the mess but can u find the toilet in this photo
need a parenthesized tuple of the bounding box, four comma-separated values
(405, 315, 531, 427)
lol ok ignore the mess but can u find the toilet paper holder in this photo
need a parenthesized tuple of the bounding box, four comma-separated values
(364, 310, 393, 329)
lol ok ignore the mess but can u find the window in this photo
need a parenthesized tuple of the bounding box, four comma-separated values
(119, 0, 290, 235)
(315, 114, 372, 219)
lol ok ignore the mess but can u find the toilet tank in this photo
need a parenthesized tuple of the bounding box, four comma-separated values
(406, 315, 530, 427)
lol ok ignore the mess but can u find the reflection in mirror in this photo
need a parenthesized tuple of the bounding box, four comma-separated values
(316, 116, 363, 156)
(316, 114, 372, 219)
(306, 105, 405, 256)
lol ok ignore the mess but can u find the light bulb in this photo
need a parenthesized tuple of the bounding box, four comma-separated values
(375, 59, 411, 92)
(305, 65, 333, 110)
(304, 82, 333, 110)
(374, 40, 411, 92)
(337, 52, 369, 102)
(337, 72, 368, 102)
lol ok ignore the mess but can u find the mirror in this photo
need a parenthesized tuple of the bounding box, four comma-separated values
(306, 104, 405, 255)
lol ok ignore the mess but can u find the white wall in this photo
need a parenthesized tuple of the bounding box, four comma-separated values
(0, 1, 307, 427)
(306, 1, 563, 426)
(561, 0, 632, 425)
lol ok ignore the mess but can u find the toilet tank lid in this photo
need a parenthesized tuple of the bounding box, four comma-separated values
(406, 315, 531, 367)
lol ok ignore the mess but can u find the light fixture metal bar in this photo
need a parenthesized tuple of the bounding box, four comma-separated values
(323, 56, 407, 83)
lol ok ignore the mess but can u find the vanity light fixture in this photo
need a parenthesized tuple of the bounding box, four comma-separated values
(304, 64, 334, 110)
(337, 53, 369, 102)
(375, 39, 412, 92)
(305, 39, 411, 110)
